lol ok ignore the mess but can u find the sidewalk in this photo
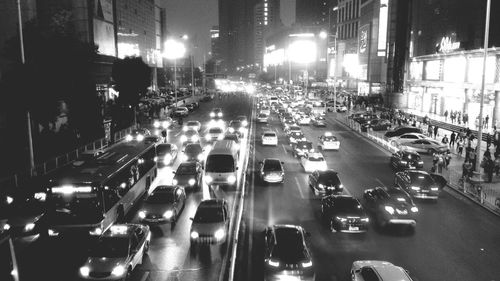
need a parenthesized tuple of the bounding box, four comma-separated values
(336, 112, 500, 216)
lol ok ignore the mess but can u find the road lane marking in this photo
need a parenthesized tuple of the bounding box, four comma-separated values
(294, 177, 306, 199)
(139, 271, 150, 281)
(281, 144, 287, 154)
(375, 178, 386, 187)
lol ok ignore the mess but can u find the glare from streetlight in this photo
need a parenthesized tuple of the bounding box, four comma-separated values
(182, 34, 189, 40)
(319, 31, 328, 39)
(164, 39, 186, 59)
(333, 6, 339, 11)
(288, 40, 317, 64)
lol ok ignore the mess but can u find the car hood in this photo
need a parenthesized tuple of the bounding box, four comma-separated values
(140, 202, 174, 214)
(191, 222, 225, 235)
(335, 209, 366, 218)
(84, 257, 127, 272)
(174, 174, 196, 183)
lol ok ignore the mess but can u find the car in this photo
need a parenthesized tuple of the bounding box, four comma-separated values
(78, 224, 151, 280)
(394, 170, 447, 200)
(138, 185, 186, 226)
(355, 114, 379, 125)
(236, 115, 249, 127)
(259, 158, 285, 184)
(183, 120, 201, 132)
(399, 139, 449, 154)
(285, 125, 302, 136)
(281, 118, 296, 130)
(263, 225, 315, 281)
(173, 162, 203, 191)
(153, 117, 174, 133)
(300, 152, 327, 173)
(125, 128, 151, 142)
(351, 260, 414, 281)
(143, 135, 164, 145)
(292, 140, 314, 158)
(187, 102, 199, 111)
(389, 133, 429, 146)
(363, 186, 419, 228)
(318, 132, 340, 150)
(156, 143, 178, 166)
(311, 116, 327, 127)
(262, 131, 278, 146)
(181, 143, 205, 162)
(210, 108, 223, 119)
(259, 106, 271, 115)
(361, 118, 392, 132)
(288, 131, 306, 144)
(228, 120, 245, 137)
(390, 150, 424, 170)
(321, 195, 369, 233)
(223, 133, 241, 147)
(348, 112, 369, 119)
(204, 127, 225, 143)
(173, 106, 189, 117)
(326, 101, 347, 112)
(297, 115, 311, 125)
(180, 129, 201, 146)
(190, 199, 230, 246)
(308, 170, 343, 195)
(384, 126, 423, 138)
(257, 113, 269, 123)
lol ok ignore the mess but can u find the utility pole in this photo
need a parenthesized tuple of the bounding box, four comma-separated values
(191, 55, 195, 99)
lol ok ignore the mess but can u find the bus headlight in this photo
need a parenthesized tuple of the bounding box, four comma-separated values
(191, 231, 199, 239)
(79, 266, 90, 277)
(227, 175, 236, 184)
(188, 179, 196, 186)
(125, 135, 133, 142)
(205, 176, 213, 183)
(24, 223, 35, 232)
(139, 211, 146, 219)
(214, 228, 225, 240)
(111, 265, 126, 277)
(163, 210, 174, 219)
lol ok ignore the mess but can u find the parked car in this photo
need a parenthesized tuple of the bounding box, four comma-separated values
(384, 126, 423, 139)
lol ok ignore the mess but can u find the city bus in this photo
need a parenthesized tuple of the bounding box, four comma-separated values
(43, 141, 157, 237)
(0, 229, 19, 281)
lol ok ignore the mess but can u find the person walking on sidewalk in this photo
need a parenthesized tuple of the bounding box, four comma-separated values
(450, 131, 456, 147)
(457, 138, 464, 156)
(444, 151, 451, 169)
(444, 110, 449, 122)
(441, 135, 449, 145)
(483, 156, 494, 183)
(451, 111, 456, 124)
(495, 155, 500, 176)
(462, 160, 473, 180)
(463, 113, 468, 126)
(434, 125, 439, 139)
(457, 111, 462, 125)
(485, 115, 489, 129)
(487, 133, 492, 149)
(428, 124, 433, 137)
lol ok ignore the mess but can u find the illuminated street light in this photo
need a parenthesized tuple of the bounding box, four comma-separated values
(182, 34, 189, 40)
(164, 39, 186, 108)
(319, 31, 328, 40)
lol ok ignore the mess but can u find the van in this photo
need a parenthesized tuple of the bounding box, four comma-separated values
(204, 140, 239, 187)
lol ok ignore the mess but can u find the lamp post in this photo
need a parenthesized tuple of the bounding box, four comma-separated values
(164, 39, 186, 108)
(476, 0, 491, 173)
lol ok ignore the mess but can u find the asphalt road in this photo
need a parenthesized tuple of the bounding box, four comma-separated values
(236, 105, 500, 281)
(14, 94, 252, 281)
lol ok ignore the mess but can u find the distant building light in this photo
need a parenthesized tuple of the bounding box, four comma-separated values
(289, 33, 315, 38)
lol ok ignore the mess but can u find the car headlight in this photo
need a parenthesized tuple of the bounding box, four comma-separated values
(218, 134, 224, 140)
(172, 179, 178, 185)
(411, 186, 420, 191)
(336, 216, 347, 222)
(125, 135, 133, 141)
(218, 112, 223, 117)
(197, 154, 204, 161)
(301, 260, 313, 268)
(318, 184, 325, 189)
(191, 231, 199, 239)
(34, 192, 47, 201)
(79, 266, 90, 277)
(189, 179, 196, 186)
(431, 187, 439, 191)
(154, 121, 160, 128)
(242, 120, 248, 127)
(136, 134, 144, 141)
(210, 112, 215, 117)
(111, 265, 126, 277)
(24, 223, 35, 232)
(361, 217, 369, 222)
(163, 210, 174, 219)
(384, 206, 395, 215)
(48, 229, 59, 236)
(400, 160, 408, 164)
(238, 127, 245, 133)
(411, 206, 419, 213)
(154, 156, 158, 162)
(214, 228, 225, 240)
(229, 128, 235, 133)
(154, 129, 160, 136)
(180, 135, 188, 142)
(205, 176, 213, 183)
(3, 224, 11, 231)
(227, 175, 236, 184)
(183, 126, 188, 132)
(339, 184, 344, 189)
(162, 121, 169, 128)
(139, 211, 146, 219)
(89, 227, 102, 236)
(181, 154, 188, 162)
(205, 135, 211, 141)
(267, 259, 280, 267)
(192, 135, 199, 142)
(418, 161, 424, 164)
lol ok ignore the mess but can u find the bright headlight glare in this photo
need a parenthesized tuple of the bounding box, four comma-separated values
(239, 127, 245, 133)
(218, 135, 224, 140)
(162, 121, 169, 128)
(48, 229, 59, 236)
(189, 179, 196, 186)
(318, 184, 324, 189)
(192, 135, 199, 142)
(210, 112, 215, 117)
(205, 135, 211, 141)
(361, 217, 369, 222)
(197, 154, 204, 161)
(24, 223, 35, 232)
(227, 175, 236, 184)
(139, 211, 146, 219)
(180, 135, 187, 142)
(111, 265, 126, 276)
(34, 192, 47, 201)
(172, 179, 178, 185)
(191, 231, 199, 239)
(205, 176, 213, 183)
(411, 186, 420, 191)
(242, 120, 248, 126)
(229, 128, 235, 133)
(89, 227, 102, 236)
(137, 134, 144, 141)
(79, 266, 90, 277)
(153, 121, 160, 128)
(385, 206, 395, 215)
(218, 112, 223, 117)
(214, 228, 225, 240)
(163, 210, 173, 219)
(411, 206, 419, 213)
(301, 260, 313, 268)
(3, 224, 11, 231)
(336, 216, 347, 222)
(183, 126, 188, 131)
(125, 135, 133, 141)
(267, 259, 280, 267)
(431, 187, 439, 191)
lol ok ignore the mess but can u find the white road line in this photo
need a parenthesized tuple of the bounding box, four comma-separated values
(294, 177, 306, 199)
(174, 131, 181, 137)
(375, 178, 386, 187)
(281, 144, 287, 154)
(139, 271, 150, 281)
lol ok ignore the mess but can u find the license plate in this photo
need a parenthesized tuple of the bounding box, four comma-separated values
(349, 226, 359, 231)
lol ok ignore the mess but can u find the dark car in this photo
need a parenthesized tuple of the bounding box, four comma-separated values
(353, 113, 378, 123)
(390, 150, 424, 170)
(156, 143, 178, 166)
(138, 185, 186, 227)
(308, 170, 343, 195)
(321, 195, 369, 233)
(394, 170, 447, 200)
(173, 162, 203, 191)
(361, 118, 392, 132)
(125, 128, 152, 142)
(263, 225, 315, 281)
(228, 120, 245, 137)
(311, 116, 327, 127)
(288, 131, 306, 144)
(182, 143, 205, 162)
(384, 126, 423, 138)
(180, 129, 201, 147)
(236, 115, 249, 127)
(210, 108, 223, 119)
(224, 133, 241, 145)
(363, 186, 418, 229)
(259, 158, 285, 184)
(292, 141, 313, 158)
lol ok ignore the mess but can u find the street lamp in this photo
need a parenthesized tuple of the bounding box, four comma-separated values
(164, 39, 186, 108)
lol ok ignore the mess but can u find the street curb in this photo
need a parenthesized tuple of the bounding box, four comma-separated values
(336, 114, 500, 217)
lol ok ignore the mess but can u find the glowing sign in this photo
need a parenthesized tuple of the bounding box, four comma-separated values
(438, 37, 460, 53)
(377, 0, 388, 57)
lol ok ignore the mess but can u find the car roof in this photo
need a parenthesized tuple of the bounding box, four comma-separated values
(154, 185, 177, 192)
(263, 131, 277, 135)
(319, 169, 338, 176)
(199, 199, 226, 208)
(102, 224, 143, 237)
(264, 158, 282, 163)
(353, 260, 411, 280)
(178, 161, 197, 168)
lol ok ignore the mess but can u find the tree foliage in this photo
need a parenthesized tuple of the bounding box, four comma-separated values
(112, 56, 151, 107)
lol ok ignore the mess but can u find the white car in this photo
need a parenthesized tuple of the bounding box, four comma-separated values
(300, 152, 327, 173)
(190, 199, 230, 246)
(183, 120, 201, 132)
(262, 131, 278, 146)
(351, 260, 413, 281)
(285, 125, 302, 136)
(318, 132, 340, 150)
(298, 115, 311, 125)
(205, 127, 225, 142)
(389, 133, 429, 146)
(257, 113, 269, 123)
(174, 107, 189, 116)
(79, 224, 151, 280)
(260, 107, 271, 115)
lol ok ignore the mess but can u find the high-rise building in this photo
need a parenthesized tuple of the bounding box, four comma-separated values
(296, 0, 330, 27)
(210, 26, 221, 61)
(254, 0, 281, 67)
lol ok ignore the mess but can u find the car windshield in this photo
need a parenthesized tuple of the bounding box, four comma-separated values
(318, 172, 340, 185)
(264, 133, 276, 137)
(272, 228, 307, 262)
(209, 128, 223, 134)
(263, 160, 282, 171)
(230, 121, 241, 127)
(291, 132, 303, 138)
(297, 142, 312, 149)
(157, 144, 172, 154)
(206, 155, 235, 172)
(146, 190, 175, 203)
(334, 198, 362, 211)
(194, 206, 224, 223)
(185, 144, 202, 155)
(309, 156, 324, 162)
(187, 121, 199, 126)
(324, 136, 337, 141)
(409, 173, 435, 187)
(290, 126, 300, 131)
(89, 237, 129, 258)
(177, 164, 196, 175)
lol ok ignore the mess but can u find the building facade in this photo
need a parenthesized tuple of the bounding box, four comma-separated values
(254, 0, 281, 68)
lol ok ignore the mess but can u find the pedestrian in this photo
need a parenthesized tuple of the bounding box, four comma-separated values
(457, 138, 464, 156)
(450, 111, 455, 124)
(487, 133, 492, 149)
(475, 116, 480, 129)
(483, 156, 494, 183)
(444, 151, 451, 169)
(457, 111, 462, 125)
(432, 153, 439, 173)
(444, 110, 448, 122)
(437, 153, 445, 173)
(495, 155, 500, 176)
(450, 131, 456, 147)
(462, 160, 473, 179)
(434, 125, 439, 139)
(428, 124, 433, 137)
(441, 135, 449, 145)
(485, 115, 489, 129)
(463, 113, 468, 125)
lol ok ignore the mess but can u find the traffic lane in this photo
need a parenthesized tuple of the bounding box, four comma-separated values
(129, 94, 252, 281)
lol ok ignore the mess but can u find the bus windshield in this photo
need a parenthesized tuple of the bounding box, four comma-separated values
(49, 186, 104, 224)
(205, 155, 235, 173)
